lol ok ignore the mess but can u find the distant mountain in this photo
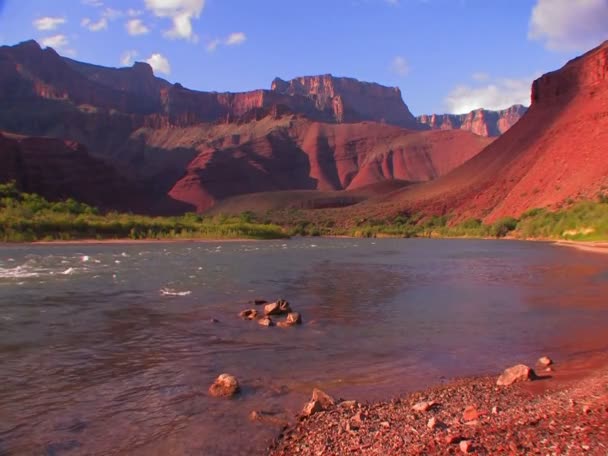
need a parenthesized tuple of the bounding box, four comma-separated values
(417, 105, 528, 137)
(0, 40, 491, 212)
(365, 40, 608, 222)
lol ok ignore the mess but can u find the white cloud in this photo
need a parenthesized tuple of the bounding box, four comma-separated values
(471, 72, 489, 82)
(33, 16, 66, 31)
(206, 38, 221, 52)
(146, 53, 171, 75)
(126, 19, 150, 35)
(225, 32, 246, 46)
(120, 50, 139, 66)
(390, 56, 409, 76)
(41, 34, 69, 49)
(529, 0, 608, 52)
(82, 0, 103, 6)
(40, 34, 76, 55)
(145, 0, 205, 42)
(81, 17, 108, 31)
(127, 9, 143, 17)
(102, 7, 123, 20)
(444, 75, 535, 114)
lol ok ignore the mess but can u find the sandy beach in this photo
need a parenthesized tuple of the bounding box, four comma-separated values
(554, 240, 608, 255)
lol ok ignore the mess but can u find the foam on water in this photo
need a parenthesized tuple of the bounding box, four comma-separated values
(0, 265, 41, 279)
(160, 288, 192, 297)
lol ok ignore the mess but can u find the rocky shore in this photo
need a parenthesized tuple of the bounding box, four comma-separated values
(269, 360, 608, 455)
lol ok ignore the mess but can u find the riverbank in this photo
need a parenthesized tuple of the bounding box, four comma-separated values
(24, 237, 261, 245)
(269, 354, 608, 455)
(554, 240, 608, 255)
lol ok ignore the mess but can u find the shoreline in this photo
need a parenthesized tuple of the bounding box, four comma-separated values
(2, 236, 608, 253)
(0, 237, 264, 246)
(270, 352, 608, 455)
(553, 240, 608, 254)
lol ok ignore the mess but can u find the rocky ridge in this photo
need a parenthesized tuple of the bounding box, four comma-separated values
(417, 105, 528, 137)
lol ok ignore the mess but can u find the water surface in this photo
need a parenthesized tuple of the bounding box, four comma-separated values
(1, 238, 608, 455)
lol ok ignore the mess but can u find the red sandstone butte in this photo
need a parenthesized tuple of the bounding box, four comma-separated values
(368, 40, 608, 223)
(417, 105, 527, 137)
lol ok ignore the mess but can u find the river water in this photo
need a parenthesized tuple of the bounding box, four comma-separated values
(1, 238, 608, 455)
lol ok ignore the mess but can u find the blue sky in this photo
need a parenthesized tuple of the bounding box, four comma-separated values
(0, 0, 607, 114)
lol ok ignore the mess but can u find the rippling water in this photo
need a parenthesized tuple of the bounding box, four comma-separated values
(1, 238, 608, 455)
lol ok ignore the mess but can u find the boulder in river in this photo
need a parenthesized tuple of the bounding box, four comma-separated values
(286, 312, 302, 325)
(496, 364, 536, 386)
(258, 316, 274, 327)
(264, 300, 292, 316)
(209, 374, 240, 397)
(239, 309, 258, 320)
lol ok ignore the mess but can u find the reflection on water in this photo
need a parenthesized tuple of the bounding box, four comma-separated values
(0, 238, 607, 455)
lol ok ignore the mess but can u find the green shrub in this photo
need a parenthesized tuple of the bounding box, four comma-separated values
(490, 217, 518, 238)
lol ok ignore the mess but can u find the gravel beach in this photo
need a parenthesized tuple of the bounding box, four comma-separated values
(269, 359, 608, 455)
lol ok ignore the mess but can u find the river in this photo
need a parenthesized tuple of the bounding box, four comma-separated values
(1, 238, 607, 455)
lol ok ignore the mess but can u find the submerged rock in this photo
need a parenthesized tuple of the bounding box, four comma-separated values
(264, 300, 292, 316)
(209, 374, 240, 397)
(286, 312, 302, 325)
(496, 364, 536, 386)
(258, 316, 274, 327)
(239, 309, 258, 320)
(249, 410, 286, 425)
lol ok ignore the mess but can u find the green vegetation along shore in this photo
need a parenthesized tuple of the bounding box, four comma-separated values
(2, 182, 607, 243)
(272, 198, 608, 241)
(0, 183, 288, 242)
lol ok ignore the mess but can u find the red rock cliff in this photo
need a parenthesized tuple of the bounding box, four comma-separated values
(417, 105, 527, 137)
(373, 40, 608, 223)
(271, 74, 418, 128)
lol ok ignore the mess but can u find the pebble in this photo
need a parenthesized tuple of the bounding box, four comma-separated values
(412, 400, 436, 412)
(459, 440, 472, 453)
(463, 405, 479, 421)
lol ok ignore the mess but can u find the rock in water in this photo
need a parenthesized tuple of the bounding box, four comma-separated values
(209, 374, 240, 397)
(285, 312, 302, 325)
(264, 300, 292, 316)
(250, 299, 268, 306)
(258, 316, 274, 327)
(538, 356, 553, 367)
(239, 309, 258, 320)
(496, 364, 536, 386)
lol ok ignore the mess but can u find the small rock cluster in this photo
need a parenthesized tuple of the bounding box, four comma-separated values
(239, 299, 303, 328)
